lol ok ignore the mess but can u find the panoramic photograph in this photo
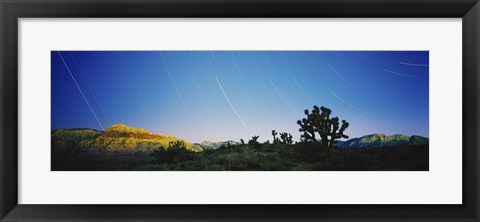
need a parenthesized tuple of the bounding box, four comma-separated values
(51, 51, 429, 171)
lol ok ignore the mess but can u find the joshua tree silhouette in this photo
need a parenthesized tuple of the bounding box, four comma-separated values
(272, 130, 279, 144)
(297, 105, 349, 147)
(279, 132, 293, 145)
(248, 135, 261, 149)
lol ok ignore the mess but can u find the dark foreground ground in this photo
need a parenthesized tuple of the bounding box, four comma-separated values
(52, 143, 429, 171)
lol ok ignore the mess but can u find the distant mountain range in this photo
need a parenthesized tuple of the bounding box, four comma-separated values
(52, 124, 428, 154)
(194, 140, 241, 150)
(336, 134, 428, 148)
(196, 134, 428, 150)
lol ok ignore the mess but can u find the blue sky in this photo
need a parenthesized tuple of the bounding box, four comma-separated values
(52, 51, 429, 143)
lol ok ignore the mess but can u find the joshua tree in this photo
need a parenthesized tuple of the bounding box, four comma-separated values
(248, 135, 261, 148)
(249, 135, 259, 143)
(297, 105, 349, 147)
(272, 130, 279, 144)
(280, 132, 293, 145)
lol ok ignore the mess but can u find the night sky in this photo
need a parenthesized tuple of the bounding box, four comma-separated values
(51, 51, 429, 143)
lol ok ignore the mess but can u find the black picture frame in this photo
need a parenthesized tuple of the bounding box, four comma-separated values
(1, 0, 479, 221)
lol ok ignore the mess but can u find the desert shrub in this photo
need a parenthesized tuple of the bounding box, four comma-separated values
(134, 163, 170, 171)
(203, 151, 261, 171)
(150, 141, 195, 164)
